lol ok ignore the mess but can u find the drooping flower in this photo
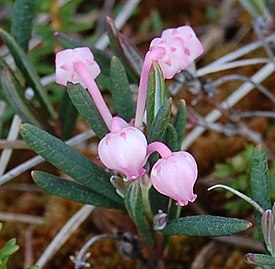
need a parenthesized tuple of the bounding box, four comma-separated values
(98, 117, 147, 181)
(55, 47, 112, 129)
(55, 47, 100, 87)
(151, 25, 204, 79)
(135, 25, 203, 127)
(147, 142, 198, 206)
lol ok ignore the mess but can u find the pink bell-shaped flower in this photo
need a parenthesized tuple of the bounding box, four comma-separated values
(55, 47, 112, 129)
(135, 25, 203, 127)
(147, 142, 198, 206)
(98, 117, 147, 181)
(149, 25, 204, 79)
(55, 47, 100, 88)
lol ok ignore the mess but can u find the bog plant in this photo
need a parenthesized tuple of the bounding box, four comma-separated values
(19, 24, 253, 267)
(1, 0, 275, 267)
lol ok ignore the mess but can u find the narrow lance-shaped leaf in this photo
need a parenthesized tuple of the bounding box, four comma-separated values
(250, 145, 271, 238)
(66, 83, 109, 138)
(11, 0, 36, 52)
(110, 56, 135, 121)
(173, 100, 186, 149)
(59, 89, 78, 139)
(106, 17, 139, 83)
(0, 28, 56, 119)
(250, 146, 271, 210)
(164, 124, 179, 152)
(148, 98, 172, 143)
(244, 253, 275, 266)
(0, 66, 42, 128)
(19, 123, 123, 206)
(146, 62, 166, 131)
(125, 181, 154, 245)
(163, 215, 252, 236)
(32, 171, 122, 209)
(118, 31, 143, 77)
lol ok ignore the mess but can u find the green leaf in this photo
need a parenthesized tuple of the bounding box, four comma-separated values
(54, 32, 111, 76)
(164, 124, 179, 152)
(148, 99, 172, 143)
(11, 0, 36, 52)
(106, 17, 140, 83)
(250, 146, 271, 210)
(239, 0, 268, 17)
(163, 215, 252, 236)
(173, 100, 186, 148)
(59, 89, 78, 139)
(32, 171, 122, 209)
(244, 253, 275, 266)
(19, 123, 123, 206)
(146, 62, 166, 131)
(0, 65, 42, 127)
(110, 56, 135, 121)
(0, 28, 56, 119)
(124, 181, 154, 244)
(0, 238, 19, 269)
(66, 83, 109, 138)
(0, 238, 19, 258)
(250, 146, 271, 238)
(117, 32, 143, 78)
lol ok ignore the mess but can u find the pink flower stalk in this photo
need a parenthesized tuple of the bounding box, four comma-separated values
(135, 25, 204, 127)
(98, 117, 147, 181)
(55, 47, 113, 129)
(147, 142, 198, 206)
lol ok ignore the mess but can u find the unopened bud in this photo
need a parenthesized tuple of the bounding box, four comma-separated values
(261, 203, 275, 257)
(153, 210, 168, 231)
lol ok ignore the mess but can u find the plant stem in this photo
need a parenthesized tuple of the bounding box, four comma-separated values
(140, 176, 154, 221)
(147, 141, 172, 159)
(135, 52, 152, 127)
(208, 184, 265, 214)
(74, 61, 113, 129)
(135, 48, 165, 127)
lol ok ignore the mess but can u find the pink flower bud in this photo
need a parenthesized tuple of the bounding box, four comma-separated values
(98, 117, 147, 181)
(149, 25, 204, 79)
(55, 47, 100, 88)
(150, 148, 198, 206)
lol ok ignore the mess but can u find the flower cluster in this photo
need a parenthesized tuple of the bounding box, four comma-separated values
(55, 25, 203, 206)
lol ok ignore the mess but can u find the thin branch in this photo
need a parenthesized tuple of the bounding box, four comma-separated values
(94, 0, 141, 49)
(24, 226, 34, 268)
(253, 18, 275, 61)
(210, 74, 275, 103)
(214, 235, 265, 252)
(95, 0, 116, 36)
(0, 211, 44, 225)
(72, 233, 117, 269)
(197, 58, 269, 77)
(235, 111, 275, 119)
(35, 205, 95, 269)
(208, 184, 265, 214)
(181, 62, 275, 150)
(201, 33, 275, 68)
(0, 115, 22, 176)
(0, 140, 28, 149)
